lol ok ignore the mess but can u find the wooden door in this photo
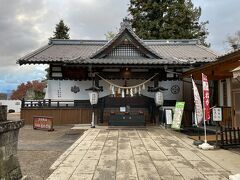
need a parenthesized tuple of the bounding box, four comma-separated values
(233, 91, 240, 127)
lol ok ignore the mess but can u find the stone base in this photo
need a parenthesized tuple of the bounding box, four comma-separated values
(0, 120, 24, 179)
(198, 142, 214, 150)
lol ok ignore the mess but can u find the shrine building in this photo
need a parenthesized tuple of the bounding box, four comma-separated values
(18, 21, 218, 126)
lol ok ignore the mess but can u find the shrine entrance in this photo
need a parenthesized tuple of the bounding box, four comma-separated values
(98, 95, 156, 126)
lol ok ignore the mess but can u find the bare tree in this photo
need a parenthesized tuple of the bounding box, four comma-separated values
(227, 30, 240, 50)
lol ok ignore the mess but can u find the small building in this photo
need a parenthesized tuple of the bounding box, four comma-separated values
(183, 49, 240, 128)
(18, 21, 218, 126)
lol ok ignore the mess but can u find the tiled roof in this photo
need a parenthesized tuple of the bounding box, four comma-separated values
(149, 44, 217, 62)
(18, 38, 218, 65)
(90, 24, 160, 59)
(67, 58, 187, 65)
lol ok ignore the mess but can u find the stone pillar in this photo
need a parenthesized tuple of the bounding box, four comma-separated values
(0, 105, 24, 179)
(0, 105, 7, 121)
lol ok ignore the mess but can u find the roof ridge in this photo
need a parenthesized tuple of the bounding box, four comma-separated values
(144, 39, 198, 45)
(50, 39, 107, 45)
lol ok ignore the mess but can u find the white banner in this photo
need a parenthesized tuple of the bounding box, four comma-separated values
(192, 78, 203, 125)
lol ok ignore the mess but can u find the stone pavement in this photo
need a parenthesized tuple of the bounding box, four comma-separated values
(47, 127, 240, 180)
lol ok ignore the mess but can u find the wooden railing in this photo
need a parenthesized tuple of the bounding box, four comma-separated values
(217, 126, 240, 148)
(21, 99, 92, 108)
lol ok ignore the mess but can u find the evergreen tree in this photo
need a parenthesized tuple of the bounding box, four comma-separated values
(128, 0, 209, 45)
(51, 19, 70, 39)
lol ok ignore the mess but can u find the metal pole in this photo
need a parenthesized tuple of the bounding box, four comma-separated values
(91, 105, 95, 128)
(203, 116, 207, 143)
(202, 80, 207, 143)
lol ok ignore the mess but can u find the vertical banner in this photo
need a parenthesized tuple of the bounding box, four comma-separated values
(191, 78, 203, 125)
(202, 73, 210, 121)
(171, 102, 185, 130)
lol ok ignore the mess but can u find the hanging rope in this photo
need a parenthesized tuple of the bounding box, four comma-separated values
(96, 73, 158, 89)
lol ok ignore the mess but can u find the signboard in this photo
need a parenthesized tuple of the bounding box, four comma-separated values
(33, 116, 54, 131)
(165, 109, 173, 125)
(155, 91, 163, 106)
(212, 107, 222, 121)
(171, 102, 185, 130)
(202, 73, 211, 121)
(120, 107, 126, 112)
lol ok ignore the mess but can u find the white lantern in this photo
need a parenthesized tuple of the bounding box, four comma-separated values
(89, 92, 98, 105)
(155, 91, 163, 106)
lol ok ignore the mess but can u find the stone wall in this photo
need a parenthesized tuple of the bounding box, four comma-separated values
(0, 105, 23, 179)
(0, 105, 7, 121)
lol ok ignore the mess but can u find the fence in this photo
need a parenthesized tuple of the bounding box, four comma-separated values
(21, 99, 91, 108)
(217, 126, 240, 148)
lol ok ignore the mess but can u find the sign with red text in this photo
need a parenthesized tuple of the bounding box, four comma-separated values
(33, 116, 54, 131)
(202, 73, 210, 121)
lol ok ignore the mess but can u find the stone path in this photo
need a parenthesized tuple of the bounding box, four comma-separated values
(47, 127, 238, 180)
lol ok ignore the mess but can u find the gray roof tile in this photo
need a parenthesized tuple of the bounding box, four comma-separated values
(67, 58, 183, 65)
(18, 39, 217, 65)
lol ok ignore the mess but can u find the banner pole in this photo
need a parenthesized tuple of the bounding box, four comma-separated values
(202, 74, 207, 143)
(199, 73, 214, 150)
(203, 116, 207, 143)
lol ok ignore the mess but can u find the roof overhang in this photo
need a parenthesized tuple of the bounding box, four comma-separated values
(232, 66, 240, 78)
(182, 49, 240, 80)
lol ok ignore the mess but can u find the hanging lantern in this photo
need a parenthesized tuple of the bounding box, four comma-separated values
(126, 89, 129, 95)
(138, 86, 141, 94)
(121, 89, 125, 98)
(89, 92, 99, 105)
(155, 91, 163, 106)
(142, 84, 146, 90)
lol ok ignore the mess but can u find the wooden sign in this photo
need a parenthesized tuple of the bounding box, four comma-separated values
(171, 102, 185, 130)
(33, 116, 54, 131)
(212, 107, 222, 121)
(165, 109, 173, 125)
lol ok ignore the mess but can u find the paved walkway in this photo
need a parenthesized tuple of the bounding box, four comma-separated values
(47, 127, 240, 180)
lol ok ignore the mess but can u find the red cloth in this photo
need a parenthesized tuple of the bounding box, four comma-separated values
(202, 73, 210, 121)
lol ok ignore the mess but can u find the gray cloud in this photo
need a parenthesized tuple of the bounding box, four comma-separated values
(193, 0, 240, 53)
(0, 0, 240, 93)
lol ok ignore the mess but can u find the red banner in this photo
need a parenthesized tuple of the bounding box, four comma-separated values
(202, 73, 210, 121)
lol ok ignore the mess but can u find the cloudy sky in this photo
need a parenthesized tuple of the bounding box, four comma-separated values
(0, 0, 239, 93)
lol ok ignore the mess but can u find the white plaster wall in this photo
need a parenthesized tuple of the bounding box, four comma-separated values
(45, 80, 183, 101)
(159, 80, 183, 101)
(0, 100, 21, 112)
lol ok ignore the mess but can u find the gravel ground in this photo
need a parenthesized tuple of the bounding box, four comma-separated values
(8, 112, 86, 180)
